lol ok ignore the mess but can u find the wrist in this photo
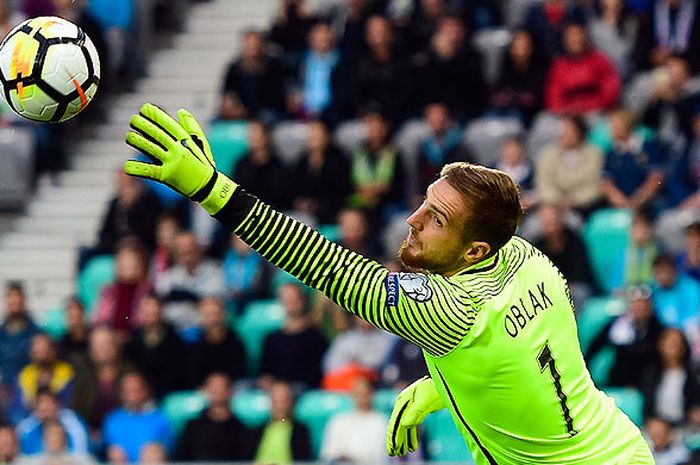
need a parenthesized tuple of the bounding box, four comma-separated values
(200, 172, 238, 215)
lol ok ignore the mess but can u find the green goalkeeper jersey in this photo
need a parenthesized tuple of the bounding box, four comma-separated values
(216, 190, 646, 465)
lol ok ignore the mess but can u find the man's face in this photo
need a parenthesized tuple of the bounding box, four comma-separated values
(270, 383, 293, 420)
(205, 374, 232, 406)
(563, 25, 587, 56)
(654, 264, 677, 288)
(34, 394, 60, 421)
(4, 288, 25, 317)
(401, 179, 470, 274)
(175, 234, 201, 270)
(0, 428, 17, 461)
(30, 335, 54, 365)
(121, 375, 150, 410)
(138, 296, 162, 328)
(200, 298, 226, 330)
(280, 285, 306, 318)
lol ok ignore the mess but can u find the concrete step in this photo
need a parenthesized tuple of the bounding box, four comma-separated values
(0, 264, 71, 280)
(14, 216, 100, 234)
(193, 0, 274, 17)
(173, 33, 239, 51)
(71, 153, 126, 171)
(27, 201, 106, 218)
(0, 232, 85, 249)
(35, 187, 112, 204)
(60, 170, 115, 187)
(136, 76, 223, 94)
(187, 15, 270, 34)
(0, 249, 76, 265)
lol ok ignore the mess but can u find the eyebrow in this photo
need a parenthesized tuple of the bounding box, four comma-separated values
(427, 202, 449, 223)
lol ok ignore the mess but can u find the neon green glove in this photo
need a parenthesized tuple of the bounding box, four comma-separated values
(124, 103, 237, 215)
(386, 376, 446, 457)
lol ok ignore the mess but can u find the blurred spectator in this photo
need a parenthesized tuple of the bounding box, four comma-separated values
(523, 0, 587, 58)
(678, 222, 700, 283)
(0, 0, 24, 38)
(0, 425, 19, 464)
(17, 335, 73, 410)
(535, 115, 603, 215)
(651, 254, 700, 330)
(96, 170, 162, 256)
(16, 389, 88, 456)
(94, 238, 153, 339)
(624, 209, 660, 286)
(400, 0, 448, 55)
(57, 297, 89, 373)
(174, 373, 252, 462)
(103, 372, 173, 464)
(86, 0, 133, 89)
(252, 381, 311, 463)
(70, 326, 127, 432)
(287, 22, 339, 119)
(138, 443, 167, 465)
(588, 0, 639, 79)
(496, 136, 535, 210)
(666, 109, 700, 208)
(533, 204, 596, 304)
(187, 297, 246, 387)
(380, 338, 428, 389)
(15, 419, 93, 465)
(410, 16, 486, 121)
(269, 0, 314, 57)
(348, 110, 406, 221)
(416, 103, 471, 195)
(544, 22, 621, 115)
(291, 120, 352, 224)
(634, 0, 700, 72)
(646, 416, 690, 465)
(322, 316, 395, 391)
(155, 232, 224, 332)
(123, 294, 186, 398)
(334, 15, 409, 124)
(150, 215, 181, 286)
(490, 29, 548, 125)
(586, 285, 665, 389)
(222, 30, 285, 122)
(223, 236, 271, 315)
(320, 377, 387, 462)
(0, 282, 38, 386)
(21, 0, 53, 17)
(642, 329, 700, 424)
(337, 208, 383, 260)
(601, 108, 665, 209)
(234, 120, 292, 210)
(260, 283, 328, 390)
(327, 0, 373, 62)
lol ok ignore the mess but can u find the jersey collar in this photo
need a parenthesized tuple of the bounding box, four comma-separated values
(453, 250, 500, 277)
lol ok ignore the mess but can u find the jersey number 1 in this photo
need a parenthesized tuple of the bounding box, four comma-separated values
(537, 343, 577, 437)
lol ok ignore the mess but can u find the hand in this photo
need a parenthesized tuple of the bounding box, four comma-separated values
(386, 376, 446, 457)
(124, 103, 237, 215)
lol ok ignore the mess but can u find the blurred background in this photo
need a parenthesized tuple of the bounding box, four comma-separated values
(0, 0, 700, 463)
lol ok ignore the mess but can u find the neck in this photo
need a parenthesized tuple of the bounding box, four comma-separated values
(285, 316, 307, 333)
(208, 405, 232, 421)
(206, 326, 227, 342)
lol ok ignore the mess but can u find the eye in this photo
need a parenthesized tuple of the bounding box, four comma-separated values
(434, 214, 443, 227)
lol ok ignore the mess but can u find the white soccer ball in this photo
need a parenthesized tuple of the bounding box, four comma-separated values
(0, 16, 100, 123)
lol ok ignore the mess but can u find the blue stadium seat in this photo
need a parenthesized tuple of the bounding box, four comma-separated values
(318, 224, 340, 242)
(207, 121, 249, 177)
(231, 388, 270, 428)
(577, 297, 625, 353)
(373, 389, 399, 417)
(423, 408, 474, 462)
(603, 387, 644, 427)
(40, 306, 67, 339)
(295, 390, 353, 458)
(77, 255, 115, 313)
(582, 209, 632, 293)
(161, 390, 207, 434)
(235, 299, 285, 376)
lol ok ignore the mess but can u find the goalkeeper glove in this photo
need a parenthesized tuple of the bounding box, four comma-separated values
(386, 375, 446, 457)
(124, 103, 237, 215)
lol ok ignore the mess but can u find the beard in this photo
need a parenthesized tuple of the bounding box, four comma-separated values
(398, 239, 427, 272)
(398, 236, 466, 274)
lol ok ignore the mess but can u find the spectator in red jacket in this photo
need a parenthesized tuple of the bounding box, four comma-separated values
(544, 22, 621, 115)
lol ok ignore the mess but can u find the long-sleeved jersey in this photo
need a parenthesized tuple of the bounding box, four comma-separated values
(215, 188, 648, 465)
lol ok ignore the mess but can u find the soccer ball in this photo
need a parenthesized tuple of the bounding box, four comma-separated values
(0, 16, 100, 123)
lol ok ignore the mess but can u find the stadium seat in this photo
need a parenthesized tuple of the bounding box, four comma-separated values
(526, 112, 562, 160)
(317, 224, 340, 242)
(334, 119, 367, 155)
(77, 255, 115, 313)
(207, 120, 249, 177)
(271, 121, 309, 165)
(582, 209, 632, 293)
(40, 306, 67, 339)
(463, 117, 523, 167)
(231, 388, 270, 428)
(295, 389, 353, 458)
(161, 390, 207, 433)
(373, 388, 399, 417)
(423, 408, 474, 462)
(0, 126, 34, 209)
(603, 387, 644, 427)
(577, 297, 625, 353)
(235, 299, 286, 376)
(473, 28, 512, 86)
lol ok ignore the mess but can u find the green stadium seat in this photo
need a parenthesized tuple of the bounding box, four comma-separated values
(588, 347, 615, 387)
(582, 209, 632, 293)
(161, 391, 207, 433)
(577, 297, 625, 353)
(40, 306, 67, 339)
(232, 388, 270, 428)
(295, 390, 353, 458)
(77, 255, 115, 313)
(373, 389, 399, 417)
(271, 270, 304, 295)
(318, 224, 340, 242)
(603, 387, 644, 427)
(423, 408, 474, 462)
(207, 121, 249, 177)
(235, 299, 285, 376)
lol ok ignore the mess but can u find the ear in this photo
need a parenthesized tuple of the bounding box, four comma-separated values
(463, 241, 491, 265)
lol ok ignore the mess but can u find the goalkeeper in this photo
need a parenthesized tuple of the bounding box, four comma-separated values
(124, 104, 654, 465)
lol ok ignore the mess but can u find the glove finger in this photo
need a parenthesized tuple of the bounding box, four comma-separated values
(125, 131, 168, 164)
(129, 114, 176, 151)
(407, 426, 418, 453)
(124, 159, 162, 180)
(138, 103, 189, 141)
(177, 108, 213, 164)
(387, 425, 406, 457)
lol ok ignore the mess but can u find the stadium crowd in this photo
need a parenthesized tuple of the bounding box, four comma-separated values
(2, 0, 700, 463)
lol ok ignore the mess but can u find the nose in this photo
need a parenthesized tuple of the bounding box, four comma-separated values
(406, 208, 423, 231)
